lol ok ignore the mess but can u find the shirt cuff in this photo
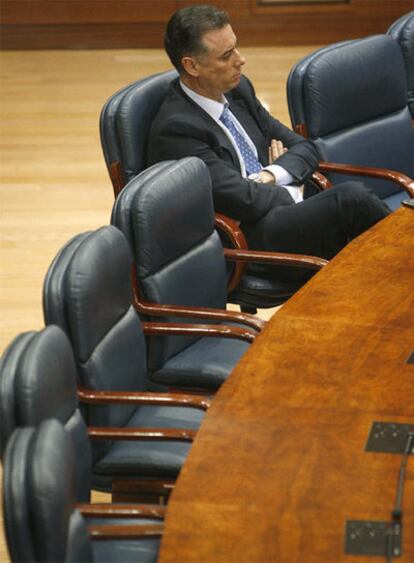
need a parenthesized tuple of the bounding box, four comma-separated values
(264, 164, 294, 186)
(283, 184, 304, 203)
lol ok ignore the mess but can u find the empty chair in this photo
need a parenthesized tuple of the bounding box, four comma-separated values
(41, 229, 213, 494)
(0, 324, 208, 502)
(287, 34, 414, 210)
(43, 223, 258, 392)
(100, 71, 327, 312)
(387, 11, 414, 117)
(111, 157, 327, 389)
(3, 420, 163, 563)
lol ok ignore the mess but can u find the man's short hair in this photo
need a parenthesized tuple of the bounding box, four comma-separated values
(164, 5, 230, 74)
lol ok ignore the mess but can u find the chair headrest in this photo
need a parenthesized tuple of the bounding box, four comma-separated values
(1, 326, 93, 501)
(0, 331, 36, 456)
(116, 70, 178, 180)
(2, 427, 37, 562)
(18, 326, 79, 425)
(303, 35, 408, 137)
(111, 160, 174, 246)
(29, 420, 77, 561)
(388, 12, 414, 102)
(43, 232, 89, 334)
(120, 157, 215, 279)
(0, 326, 79, 451)
(100, 77, 143, 171)
(4, 421, 92, 562)
(63, 226, 134, 363)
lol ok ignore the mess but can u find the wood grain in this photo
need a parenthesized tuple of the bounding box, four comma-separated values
(0, 45, 298, 561)
(1, 0, 413, 48)
(159, 208, 414, 562)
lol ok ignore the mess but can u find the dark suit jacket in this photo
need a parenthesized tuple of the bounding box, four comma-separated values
(147, 75, 320, 225)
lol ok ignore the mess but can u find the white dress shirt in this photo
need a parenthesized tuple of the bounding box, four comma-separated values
(180, 81, 303, 203)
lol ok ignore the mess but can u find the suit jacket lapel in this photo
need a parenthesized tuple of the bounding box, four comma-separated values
(173, 80, 243, 172)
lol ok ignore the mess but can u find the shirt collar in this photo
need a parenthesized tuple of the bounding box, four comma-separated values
(179, 80, 228, 122)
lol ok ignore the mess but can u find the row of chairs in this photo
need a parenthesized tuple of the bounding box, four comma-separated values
(287, 13, 414, 210)
(1, 12, 413, 562)
(1, 157, 327, 562)
(99, 14, 414, 317)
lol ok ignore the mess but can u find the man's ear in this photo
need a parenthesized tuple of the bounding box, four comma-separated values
(181, 56, 200, 77)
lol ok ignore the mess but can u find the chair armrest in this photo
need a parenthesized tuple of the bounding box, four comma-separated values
(77, 503, 166, 519)
(311, 170, 332, 190)
(77, 386, 211, 411)
(109, 160, 126, 197)
(131, 269, 264, 332)
(142, 320, 259, 341)
(318, 161, 414, 198)
(111, 478, 175, 499)
(87, 427, 196, 442)
(215, 212, 248, 292)
(224, 248, 328, 270)
(88, 523, 163, 540)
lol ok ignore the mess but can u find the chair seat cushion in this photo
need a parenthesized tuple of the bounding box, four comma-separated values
(384, 190, 409, 211)
(90, 518, 160, 563)
(93, 405, 203, 479)
(150, 332, 250, 390)
(229, 274, 306, 308)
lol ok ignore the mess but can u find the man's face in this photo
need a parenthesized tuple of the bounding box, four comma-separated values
(187, 24, 246, 101)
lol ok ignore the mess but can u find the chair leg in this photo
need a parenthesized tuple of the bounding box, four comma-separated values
(240, 305, 257, 314)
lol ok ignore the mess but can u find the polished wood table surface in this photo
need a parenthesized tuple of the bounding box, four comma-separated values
(159, 207, 414, 563)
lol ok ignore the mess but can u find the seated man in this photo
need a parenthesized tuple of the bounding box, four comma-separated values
(147, 4, 389, 282)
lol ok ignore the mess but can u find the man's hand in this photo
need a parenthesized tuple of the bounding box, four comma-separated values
(256, 170, 276, 184)
(252, 139, 289, 184)
(268, 139, 288, 164)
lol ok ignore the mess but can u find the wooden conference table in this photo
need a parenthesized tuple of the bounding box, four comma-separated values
(159, 206, 414, 563)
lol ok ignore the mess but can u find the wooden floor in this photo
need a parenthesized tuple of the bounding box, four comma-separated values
(0, 45, 322, 561)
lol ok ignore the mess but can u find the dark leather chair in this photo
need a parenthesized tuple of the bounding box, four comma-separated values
(41, 229, 218, 495)
(2, 420, 163, 563)
(111, 157, 327, 389)
(287, 34, 414, 210)
(0, 324, 209, 502)
(100, 70, 327, 312)
(387, 11, 414, 117)
(100, 70, 178, 196)
(43, 224, 259, 392)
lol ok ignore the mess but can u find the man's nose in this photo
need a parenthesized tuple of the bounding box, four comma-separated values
(235, 49, 246, 66)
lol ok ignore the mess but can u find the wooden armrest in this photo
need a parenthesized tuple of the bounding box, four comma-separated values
(131, 268, 264, 331)
(88, 523, 163, 540)
(214, 213, 246, 250)
(318, 161, 414, 198)
(136, 300, 264, 332)
(109, 161, 125, 198)
(214, 212, 248, 292)
(311, 170, 332, 190)
(77, 385, 211, 411)
(112, 479, 175, 498)
(77, 503, 166, 519)
(142, 320, 258, 341)
(87, 427, 196, 442)
(224, 248, 328, 270)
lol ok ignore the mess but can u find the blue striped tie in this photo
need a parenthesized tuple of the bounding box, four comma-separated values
(220, 106, 262, 175)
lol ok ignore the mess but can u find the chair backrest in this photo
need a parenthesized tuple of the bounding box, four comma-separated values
(99, 70, 178, 193)
(111, 157, 228, 372)
(43, 226, 150, 459)
(3, 420, 93, 563)
(287, 34, 414, 206)
(0, 325, 92, 502)
(387, 11, 414, 117)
